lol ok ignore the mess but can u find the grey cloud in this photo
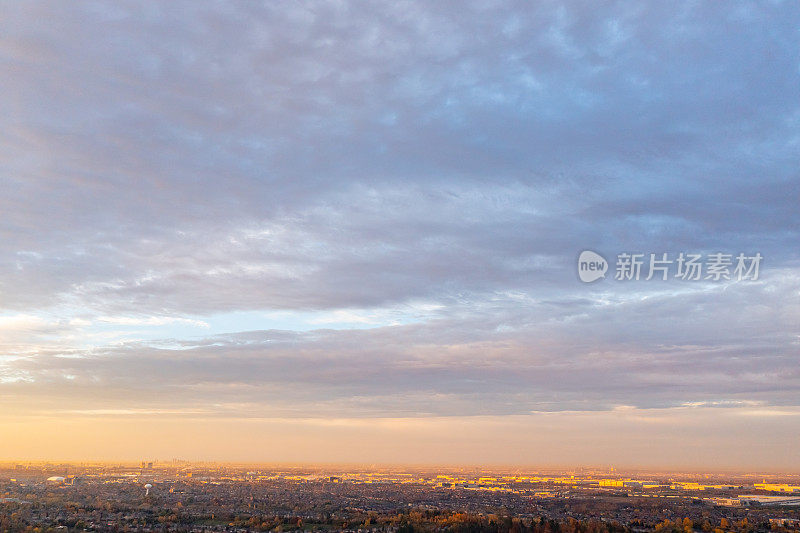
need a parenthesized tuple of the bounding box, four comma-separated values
(0, 1, 798, 421)
(5, 270, 799, 417)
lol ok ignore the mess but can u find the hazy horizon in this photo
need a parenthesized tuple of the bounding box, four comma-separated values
(4, 459, 800, 477)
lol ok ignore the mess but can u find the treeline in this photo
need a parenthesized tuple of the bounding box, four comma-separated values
(225, 510, 629, 533)
(1, 508, 796, 533)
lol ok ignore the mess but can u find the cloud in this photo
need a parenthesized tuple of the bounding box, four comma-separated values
(2, 268, 798, 421)
(96, 316, 209, 328)
(0, 1, 797, 313)
(0, 1, 798, 463)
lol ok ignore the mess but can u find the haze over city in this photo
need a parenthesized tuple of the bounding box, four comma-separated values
(1, 1, 798, 473)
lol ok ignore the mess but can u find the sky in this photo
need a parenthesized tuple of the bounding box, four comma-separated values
(0, 1, 798, 470)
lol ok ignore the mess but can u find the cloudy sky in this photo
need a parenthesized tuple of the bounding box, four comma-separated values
(1, 1, 798, 469)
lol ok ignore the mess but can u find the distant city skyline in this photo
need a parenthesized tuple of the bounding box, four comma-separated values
(0, 2, 798, 468)
(6, 462, 800, 531)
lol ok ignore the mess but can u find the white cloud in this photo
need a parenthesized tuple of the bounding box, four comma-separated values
(96, 316, 210, 328)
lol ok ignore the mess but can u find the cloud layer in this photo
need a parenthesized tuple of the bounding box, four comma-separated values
(0, 1, 798, 465)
